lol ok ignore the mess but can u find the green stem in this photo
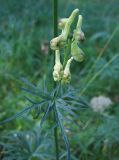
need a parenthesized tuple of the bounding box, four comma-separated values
(53, 0, 59, 159)
(54, 106, 59, 160)
(63, 39, 71, 67)
(53, 0, 58, 37)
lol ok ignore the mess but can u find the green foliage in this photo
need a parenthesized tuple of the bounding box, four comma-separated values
(0, 78, 88, 159)
(0, 0, 119, 159)
(70, 104, 119, 160)
(0, 129, 53, 160)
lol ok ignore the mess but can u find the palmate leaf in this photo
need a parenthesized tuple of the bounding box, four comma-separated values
(21, 78, 51, 101)
(1, 77, 88, 160)
(0, 100, 46, 125)
(56, 98, 79, 120)
(61, 86, 89, 108)
(24, 96, 47, 119)
(0, 77, 52, 125)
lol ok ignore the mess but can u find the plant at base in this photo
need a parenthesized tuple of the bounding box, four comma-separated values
(0, 9, 87, 160)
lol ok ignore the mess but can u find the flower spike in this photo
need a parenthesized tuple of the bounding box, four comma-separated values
(51, 9, 86, 83)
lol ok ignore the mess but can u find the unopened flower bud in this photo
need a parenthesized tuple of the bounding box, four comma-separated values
(53, 50, 63, 81)
(62, 57, 73, 84)
(71, 40, 84, 62)
(58, 18, 68, 30)
(73, 15, 85, 42)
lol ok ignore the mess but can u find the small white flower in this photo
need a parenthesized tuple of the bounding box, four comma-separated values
(13, 133, 17, 137)
(90, 96, 112, 113)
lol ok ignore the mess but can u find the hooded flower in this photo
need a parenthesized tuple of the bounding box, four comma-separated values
(62, 57, 73, 84)
(73, 15, 85, 42)
(50, 9, 79, 50)
(71, 40, 84, 62)
(53, 50, 63, 81)
(58, 18, 68, 30)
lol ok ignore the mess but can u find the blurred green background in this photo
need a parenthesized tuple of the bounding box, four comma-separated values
(0, 0, 119, 159)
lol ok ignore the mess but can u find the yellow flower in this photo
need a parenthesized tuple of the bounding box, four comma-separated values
(62, 57, 73, 84)
(58, 18, 68, 30)
(71, 40, 84, 62)
(73, 15, 85, 42)
(61, 9, 79, 40)
(50, 9, 79, 50)
(50, 35, 66, 50)
(51, 9, 86, 83)
(53, 50, 63, 81)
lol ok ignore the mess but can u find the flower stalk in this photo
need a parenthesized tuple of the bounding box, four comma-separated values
(53, 0, 59, 160)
